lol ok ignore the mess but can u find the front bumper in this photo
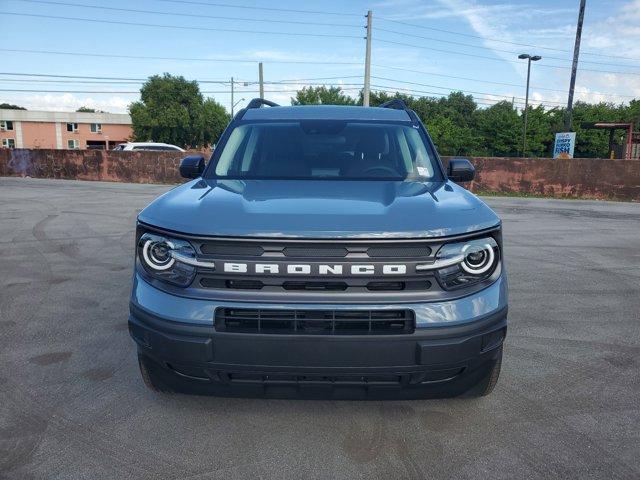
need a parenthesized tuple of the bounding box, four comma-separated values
(129, 273, 508, 398)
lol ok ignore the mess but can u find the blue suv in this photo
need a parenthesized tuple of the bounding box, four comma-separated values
(129, 99, 508, 399)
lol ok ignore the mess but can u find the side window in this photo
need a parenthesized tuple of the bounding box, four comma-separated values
(66, 123, 78, 133)
(1, 120, 13, 131)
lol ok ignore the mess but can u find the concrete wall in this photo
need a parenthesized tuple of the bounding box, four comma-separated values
(1, 149, 639, 201)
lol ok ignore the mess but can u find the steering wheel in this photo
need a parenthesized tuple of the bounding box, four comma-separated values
(361, 165, 399, 176)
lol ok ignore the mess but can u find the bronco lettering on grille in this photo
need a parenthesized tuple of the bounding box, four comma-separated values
(223, 263, 407, 275)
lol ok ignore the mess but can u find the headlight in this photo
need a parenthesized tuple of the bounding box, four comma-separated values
(435, 237, 499, 290)
(137, 232, 197, 287)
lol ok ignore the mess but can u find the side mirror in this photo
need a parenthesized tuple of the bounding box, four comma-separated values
(447, 158, 475, 183)
(179, 155, 205, 179)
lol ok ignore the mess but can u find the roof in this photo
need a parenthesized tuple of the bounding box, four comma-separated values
(242, 105, 412, 122)
(0, 109, 131, 124)
(581, 122, 633, 130)
(120, 142, 179, 146)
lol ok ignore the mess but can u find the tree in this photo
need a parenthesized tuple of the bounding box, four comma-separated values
(291, 86, 357, 105)
(0, 103, 26, 110)
(202, 98, 229, 147)
(289, 86, 640, 158)
(474, 101, 521, 157)
(76, 106, 105, 113)
(129, 73, 229, 148)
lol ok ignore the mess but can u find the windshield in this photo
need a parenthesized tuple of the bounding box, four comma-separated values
(210, 121, 440, 181)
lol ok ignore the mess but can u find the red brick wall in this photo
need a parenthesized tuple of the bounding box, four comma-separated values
(0, 149, 185, 184)
(441, 156, 640, 201)
(1, 149, 639, 201)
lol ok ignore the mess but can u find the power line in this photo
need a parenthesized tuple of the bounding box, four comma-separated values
(0, 84, 557, 106)
(0, 72, 365, 85)
(0, 48, 364, 66)
(376, 16, 640, 62)
(371, 64, 564, 92)
(369, 84, 561, 107)
(375, 26, 640, 69)
(0, 12, 363, 38)
(2, 53, 635, 101)
(0, 79, 147, 85)
(0, 74, 565, 104)
(370, 76, 566, 104)
(376, 38, 561, 66)
(263, 75, 364, 83)
(371, 64, 639, 99)
(375, 38, 640, 76)
(0, 88, 360, 94)
(151, 0, 360, 16)
(0, 72, 230, 83)
(13, 0, 363, 27)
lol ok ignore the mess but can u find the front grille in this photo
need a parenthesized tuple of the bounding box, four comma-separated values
(215, 308, 415, 335)
(197, 240, 434, 259)
(191, 237, 447, 300)
(282, 281, 348, 291)
(367, 245, 432, 258)
(200, 243, 264, 256)
(283, 245, 348, 258)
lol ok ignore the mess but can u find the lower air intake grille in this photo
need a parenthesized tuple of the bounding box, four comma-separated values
(215, 308, 415, 335)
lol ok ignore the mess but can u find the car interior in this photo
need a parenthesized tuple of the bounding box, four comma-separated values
(215, 121, 434, 179)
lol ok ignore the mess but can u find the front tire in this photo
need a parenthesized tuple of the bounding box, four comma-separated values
(462, 347, 502, 398)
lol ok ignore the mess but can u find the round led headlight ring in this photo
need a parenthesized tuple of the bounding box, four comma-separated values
(142, 239, 175, 271)
(461, 243, 495, 275)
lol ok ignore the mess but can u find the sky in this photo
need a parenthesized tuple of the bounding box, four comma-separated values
(1, 0, 640, 114)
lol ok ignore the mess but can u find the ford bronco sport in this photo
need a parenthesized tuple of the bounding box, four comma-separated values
(129, 98, 508, 399)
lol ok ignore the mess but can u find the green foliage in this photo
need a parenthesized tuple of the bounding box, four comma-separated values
(291, 86, 357, 106)
(362, 89, 639, 158)
(129, 74, 230, 148)
(571, 102, 624, 158)
(0, 103, 26, 110)
(474, 101, 522, 157)
(202, 98, 229, 147)
(76, 106, 103, 113)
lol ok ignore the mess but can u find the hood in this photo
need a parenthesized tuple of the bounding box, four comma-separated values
(138, 179, 500, 238)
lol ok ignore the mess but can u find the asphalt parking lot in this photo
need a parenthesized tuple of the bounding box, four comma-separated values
(1, 176, 639, 480)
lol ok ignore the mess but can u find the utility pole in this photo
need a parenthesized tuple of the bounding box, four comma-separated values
(230, 76, 235, 117)
(258, 62, 264, 99)
(518, 54, 542, 157)
(565, 0, 586, 131)
(522, 60, 532, 157)
(363, 10, 372, 107)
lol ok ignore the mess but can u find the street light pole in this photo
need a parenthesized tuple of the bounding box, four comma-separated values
(233, 98, 245, 112)
(518, 54, 542, 157)
(230, 76, 235, 117)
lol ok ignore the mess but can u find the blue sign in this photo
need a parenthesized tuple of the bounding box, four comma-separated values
(554, 132, 576, 159)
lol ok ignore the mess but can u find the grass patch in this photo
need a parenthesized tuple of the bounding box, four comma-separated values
(476, 190, 635, 202)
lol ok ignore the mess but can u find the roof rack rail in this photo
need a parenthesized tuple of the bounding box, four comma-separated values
(246, 98, 279, 109)
(378, 98, 409, 111)
(378, 98, 419, 122)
